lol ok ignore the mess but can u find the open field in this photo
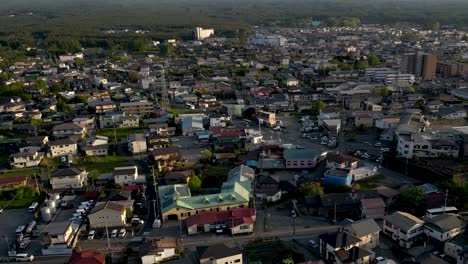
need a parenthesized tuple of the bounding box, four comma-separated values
(0, 168, 40, 178)
(96, 127, 147, 142)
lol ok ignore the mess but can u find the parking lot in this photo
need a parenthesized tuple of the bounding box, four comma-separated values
(0, 208, 36, 257)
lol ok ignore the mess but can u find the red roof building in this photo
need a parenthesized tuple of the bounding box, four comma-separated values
(68, 250, 106, 264)
(185, 208, 256, 235)
(0, 175, 27, 191)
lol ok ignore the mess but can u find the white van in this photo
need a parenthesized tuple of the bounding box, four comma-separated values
(15, 253, 34, 262)
(87, 230, 96, 240)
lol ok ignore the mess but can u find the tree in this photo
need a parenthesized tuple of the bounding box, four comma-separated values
(399, 187, 425, 209)
(34, 79, 49, 95)
(73, 58, 84, 68)
(355, 59, 369, 70)
(432, 21, 441, 31)
(282, 257, 294, 264)
(128, 71, 139, 83)
(201, 150, 213, 161)
(367, 54, 380, 67)
(407, 85, 416, 93)
(299, 182, 324, 197)
(188, 175, 202, 191)
(311, 100, 326, 115)
(128, 38, 150, 52)
(159, 43, 174, 57)
(372, 87, 389, 97)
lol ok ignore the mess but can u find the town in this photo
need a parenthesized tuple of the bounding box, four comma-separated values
(0, 19, 467, 264)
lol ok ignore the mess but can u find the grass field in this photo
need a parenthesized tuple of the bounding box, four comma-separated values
(0, 168, 40, 178)
(96, 127, 147, 142)
(76, 155, 132, 177)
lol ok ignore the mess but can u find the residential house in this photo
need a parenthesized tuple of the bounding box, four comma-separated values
(355, 114, 374, 127)
(323, 168, 353, 187)
(425, 214, 466, 243)
(140, 237, 178, 264)
(353, 166, 379, 182)
(319, 230, 375, 264)
(50, 168, 88, 190)
(185, 208, 256, 235)
(444, 235, 468, 262)
(197, 244, 243, 264)
(160, 171, 191, 185)
(255, 174, 283, 202)
(148, 123, 176, 137)
(317, 190, 381, 220)
(361, 198, 386, 219)
(88, 201, 127, 228)
(83, 136, 109, 156)
(113, 166, 139, 186)
(284, 149, 320, 169)
(326, 154, 358, 169)
(49, 139, 78, 157)
(147, 135, 171, 150)
(343, 218, 381, 249)
(25, 135, 49, 147)
(182, 116, 204, 136)
(364, 101, 382, 111)
(0, 175, 27, 191)
(373, 186, 400, 206)
(10, 146, 44, 168)
(128, 134, 147, 155)
(383, 211, 424, 248)
(150, 147, 181, 172)
(375, 118, 400, 129)
(320, 107, 341, 119)
(68, 250, 107, 264)
(433, 106, 467, 120)
(210, 115, 227, 127)
(44, 221, 77, 248)
(52, 122, 87, 139)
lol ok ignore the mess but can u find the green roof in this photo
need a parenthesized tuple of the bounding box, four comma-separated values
(283, 149, 318, 160)
(158, 166, 253, 214)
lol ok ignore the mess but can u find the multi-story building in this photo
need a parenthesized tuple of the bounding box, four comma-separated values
(198, 244, 243, 264)
(140, 238, 178, 264)
(397, 133, 459, 159)
(88, 201, 127, 228)
(49, 139, 78, 157)
(52, 122, 87, 139)
(88, 99, 117, 113)
(437, 62, 468, 77)
(383, 211, 424, 248)
(319, 230, 375, 264)
(99, 111, 139, 128)
(10, 147, 44, 168)
(343, 219, 381, 249)
(283, 149, 320, 169)
(257, 110, 276, 127)
(128, 134, 147, 155)
(120, 101, 154, 116)
(150, 147, 181, 172)
(44, 221, 77, 248)
(194, 27, 214, 41)
(401, 52, 437, 81)
(50, 168, 88, 190)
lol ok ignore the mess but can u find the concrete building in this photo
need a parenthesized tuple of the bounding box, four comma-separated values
(50, 168, 88, 190)
(401, 52, 437, 81)
(257, 110, 276, 127)
(44, 221, 77, 248)
(120, 101, 154, 116)
(383, 211, 424, 248)
(397, 133, 459, 159)
(140, 237, 178, 264)
(444, 235, 468, 262)
(194, 27, 214, 41)
(283, 149, 320, 169)
(437, 62, 468, 77)
(128, 134, 147, 155)
(113, 166, 139, 186)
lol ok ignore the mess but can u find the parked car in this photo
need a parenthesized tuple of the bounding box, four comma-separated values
(170, 138, 179, 142)
(308, 240, 318, 248)
(374, 142, 382, 147)
(375, 256, 386, 263)
(87, 230, 96, 240)
(110, 229, 118, 238)
(118, 229, 126, 238)
(19, 237, 31, 249)
(0, 207, 3, 214)
(15, 253, 34, 262)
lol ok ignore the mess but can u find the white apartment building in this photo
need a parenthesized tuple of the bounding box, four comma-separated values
(383, 211, 424, 248)
(397, 133, 459, 159)
(194, 27, 214, 41)
(128, 134, 147, 155)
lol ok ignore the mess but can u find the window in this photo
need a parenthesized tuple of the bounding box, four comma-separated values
(234, 260, 241, 263)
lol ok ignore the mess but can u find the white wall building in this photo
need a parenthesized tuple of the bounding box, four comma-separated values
(194, 27, 214, 41)
(113, 166, 138, 186)
(50, 168, 88, 190)
(49, 139, 78, 157)
(425, 214, 466, 243)
(383, 211, 424, 248)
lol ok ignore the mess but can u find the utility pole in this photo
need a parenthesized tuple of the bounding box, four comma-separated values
(444, 189, 448, 214)
(333, 202, 337, 224)
(292, 215, 296, 238)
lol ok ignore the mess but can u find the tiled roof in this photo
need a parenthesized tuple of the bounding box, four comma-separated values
(0, 175, 27, 185)
(68, 250, 106, 264)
